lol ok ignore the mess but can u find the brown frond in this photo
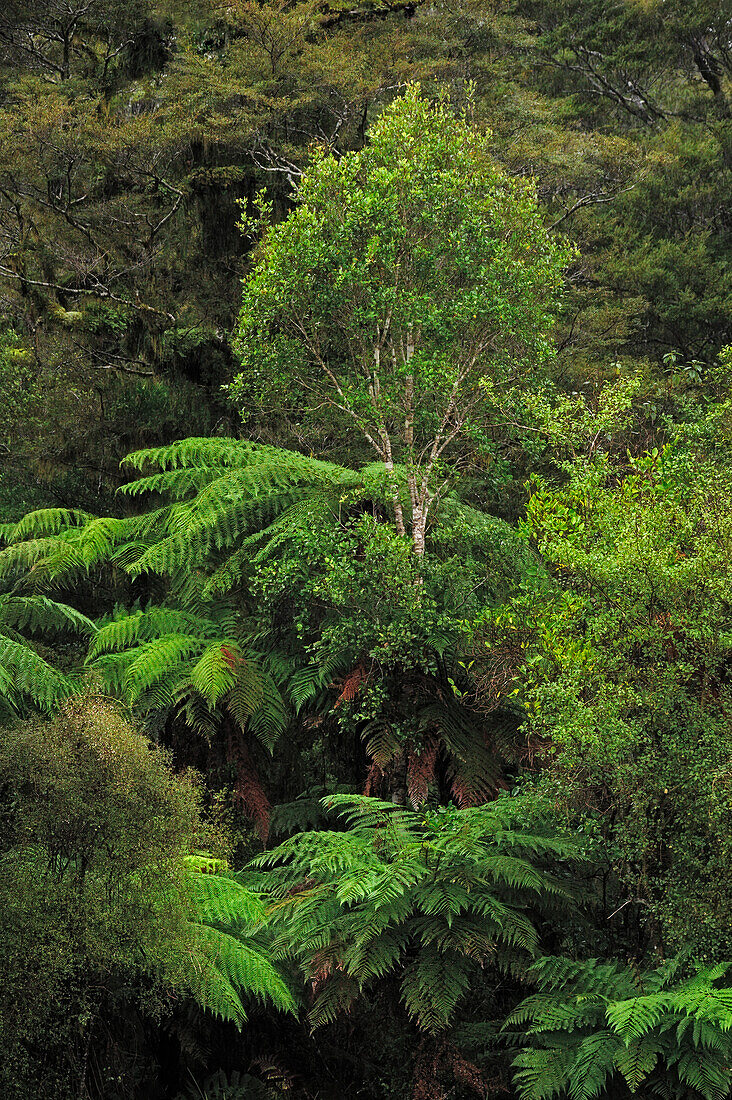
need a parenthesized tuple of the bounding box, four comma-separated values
(449, 1046, 486, 1097)
(412, 1039, 448, 1100)
(407, 736, 440, 808)
(333, 663, 369, 708)
(444, 728, 504, 808)
(364, 760, 385, 796)
(227, 729, 271, 843)
(306, 948, 360, 1025)
(412, 1039, 487, 1100)
(467, 627, 529, 711)
(220, 644, 239, 670)
(449, 764, 500, 809)
(308, 948, 341, 1000)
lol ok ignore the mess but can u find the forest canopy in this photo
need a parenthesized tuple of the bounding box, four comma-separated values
(1, 1, 731, 1098)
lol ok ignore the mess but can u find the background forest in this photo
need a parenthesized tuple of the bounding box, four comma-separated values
(1, 1, 732, 1098)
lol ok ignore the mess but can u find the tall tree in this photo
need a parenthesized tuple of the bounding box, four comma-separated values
(232, 87, 572, 554)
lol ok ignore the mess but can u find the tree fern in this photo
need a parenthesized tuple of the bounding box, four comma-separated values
(186, 865, 296, 1027)
(86, 613, 289, 760)
(508, 956, 732, 1100)
(0, 440, 358, 743)
(0, 435, 526, 804)
(247, 793, 580, 1033)
(0, 594, 92, 718)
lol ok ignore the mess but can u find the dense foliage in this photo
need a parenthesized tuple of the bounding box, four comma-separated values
(0, 701, 293, 1098)
(1, 2, 731, 1097)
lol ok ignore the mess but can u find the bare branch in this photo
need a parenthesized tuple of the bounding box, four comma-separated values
(0, 265, 176, 323)
(548, 185, 635, 231)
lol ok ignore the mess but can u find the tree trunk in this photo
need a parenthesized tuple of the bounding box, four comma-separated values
(412, 505, 427, 557)
(389, 746, 408, 805)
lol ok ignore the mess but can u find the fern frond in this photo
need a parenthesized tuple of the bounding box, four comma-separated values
(290, 650, 353, 713)
(228, 676, 267, 726)
(248, 794, 580, 1036)
(345, 925, 413, 984)
(119, 466, 232, 499)
(511, 1041, 578, 1100)
(307, 969, 361, 1028)
(606, 994, 671, 1042)
(123, 437, 257, 472)
(269, 796, 328, 837)
(362, 721, 403, 769)
(190, 925, 249, 1026)
(401, 949, 472, 1034)
(197, 924, 295, 1012)
(244, 666, 287, 752)
(566, 1032, 618, 1100)
(673, 1048, 732, 1099)
(510, 956, 732, 1100)
(1, 595, 95, 636)
(189, 872, 266, 928)
(175, 686, 221, 738)
(3, 507, 92, 542)
(613, 1035, 659, 1090)
(190, 642, 241, 708)
(0, 637, 77, 711)
(122, 635, 203, 704)
(0, 536, 83, 582)
(88, 607, 216, 660)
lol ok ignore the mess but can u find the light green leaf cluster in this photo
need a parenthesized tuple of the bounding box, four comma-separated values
(187, 866, 296, 1027)
(232, 86, 573, 549)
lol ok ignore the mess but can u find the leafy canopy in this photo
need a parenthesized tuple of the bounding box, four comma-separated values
(503, 441, 732, 957)
(232, 86, 572, 552)
(0, 700, 200, 1097)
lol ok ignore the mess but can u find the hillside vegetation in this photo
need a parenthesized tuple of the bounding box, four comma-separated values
(1, 2, 731, 1097)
